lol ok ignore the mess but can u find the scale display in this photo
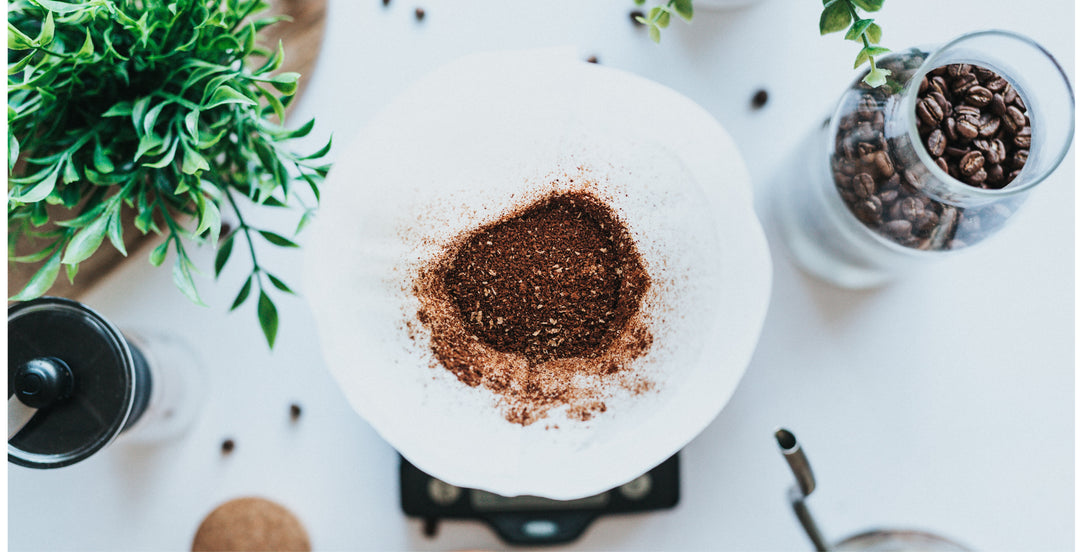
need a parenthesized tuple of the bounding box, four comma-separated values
(400, 453, 679, 545)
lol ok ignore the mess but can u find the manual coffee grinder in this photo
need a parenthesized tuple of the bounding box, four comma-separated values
(9, 297, 201, 468)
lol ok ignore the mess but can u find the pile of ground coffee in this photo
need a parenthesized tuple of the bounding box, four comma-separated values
(413, 190, 654, 425)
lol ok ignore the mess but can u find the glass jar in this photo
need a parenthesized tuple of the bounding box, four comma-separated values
(775, 30, 1074, 288)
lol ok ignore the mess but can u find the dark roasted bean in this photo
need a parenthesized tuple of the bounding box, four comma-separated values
(917, 97, 944, 125)
(874, 150, 895, 178)
(934, 156, 949, 173)
(985, 76, 1009, 92)
(1011, 149, 1029, 168)
(977, 114, 1000, 137)
(986, 163, 1005, 186)
(956, 118, 979, 141)
(944, 145, 969, 158)
(927, 129, 946, 156)
(930, 75, 950, 98)
(959, 150, 985, 176)
(884, 219, 913, 238)
(951, 72, 978, 94)
(967, 168, 987, 184)
(1013, 126, 1031, 148)
(852, 173, 876, 198)
(966, 86, 992, 107)
(944, 117, 959, 141)
(990, 93, 1007, 116)
(1005, 105, 1026, 133)
(929, 91, 951, 117)
(879, 189, 899, 204)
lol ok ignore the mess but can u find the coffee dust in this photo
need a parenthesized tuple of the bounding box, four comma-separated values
(414, 190, 654, 425)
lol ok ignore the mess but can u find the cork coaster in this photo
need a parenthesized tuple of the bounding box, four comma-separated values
(192, 497, 311, 552)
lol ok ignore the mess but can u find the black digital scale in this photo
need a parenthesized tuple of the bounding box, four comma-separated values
(400, 453, 679, 546)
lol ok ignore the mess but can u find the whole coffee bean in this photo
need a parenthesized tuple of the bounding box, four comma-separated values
(933, 156, 949, 172)
(987, 139, 1006, 164)
(966, 86, 992, 107)
(927, 129, 946, 157)
(879, 189, 899, 204)
(973, 66, 996, 82)
(977, 114, 1000, 138)
(882, 173, 901, 190)
(1003, 86, 1018, 105)
(985, 76, 1009, 92)
(852, 173, 876, 198)
(944, 117, 959, 141)
(917, 97, 944, 125)
(967, 168, 987, 184)
(944, 145, 969, 158)
(959, 150, 985, 176)
(929, 91, 951, 118)
(918, 76, 929, 95)
(986, 163, 1004, 186)
(990, 93, 1007, 116)
(954, 105, 980, 119)
(930, 66, 948, 77)
(874, 151, 895, 178)
(857, 94, 877, 118)
(1014, 126, 1032, 148)
(1007, 169, 1022, 183)
(903, 170, 922, 191)
(952, 72, 978, 95)
(1013, 93, 1026, 111)
(947, 63, 971, 78)
(956, 118, 979, 141)
(1011, 149, 1029, 168)
(915, 211, 939, 234)
(930, 76, 950, 98)
(884, 219, 913, 238)
(1004, 105, 1027, 133)
(855, 197, 883, 223)
(899, 197, 925, 220)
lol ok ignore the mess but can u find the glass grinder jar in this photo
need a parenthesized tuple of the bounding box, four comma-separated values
(774, 30, 1074, 288)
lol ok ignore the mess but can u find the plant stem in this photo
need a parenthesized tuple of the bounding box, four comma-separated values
(224, 187, 265, 287)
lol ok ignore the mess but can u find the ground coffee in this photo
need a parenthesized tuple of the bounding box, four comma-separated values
(413, 190, 654, 425)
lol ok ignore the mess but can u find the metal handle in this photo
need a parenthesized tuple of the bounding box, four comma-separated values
(8, 396, 38, 440)
(776, 428, 831, 552)
(8, 357, 74, 440)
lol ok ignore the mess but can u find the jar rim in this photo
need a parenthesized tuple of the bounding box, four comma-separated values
(903, 29, 1074, 200)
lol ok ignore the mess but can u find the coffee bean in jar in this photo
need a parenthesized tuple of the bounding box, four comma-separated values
(773, 31, 1074, 288)
(832, 58, 1031, 251)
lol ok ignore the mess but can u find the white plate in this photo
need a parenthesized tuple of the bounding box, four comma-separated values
(304, 50, 771, 500)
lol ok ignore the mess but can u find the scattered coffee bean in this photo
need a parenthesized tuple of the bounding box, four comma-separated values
(586, 55, 599, 64)
(414, 7, 425, 20)
(221, 439, 235, 454)
(630, 10, 645, 25)
(751, 89, 769, 109)
(382, 0, 390, 6)
(289, 403, 302, 421)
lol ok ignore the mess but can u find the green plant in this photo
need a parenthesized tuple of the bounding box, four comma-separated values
(7, 0, 331, 348)
(633, 0, 694, 43)
(819, 0, 891, 87)
(632, 0, 891, 88)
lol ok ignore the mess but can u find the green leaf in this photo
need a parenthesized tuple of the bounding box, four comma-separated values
(648, 24, 661, 43)
(8, 24, 34, 50)
(10, 252, 62, 301)
(9, 133, 20, 172)
(204, 85, 258, 109)
(93, 140, 115, 173)
(134, 133, 165, 161)
(257, 290, 279, 348)
(865, 22, 882, 44)
(819, 0, 852, 35)
(143, 137, 179, 168)
(655, 9, 671, 28)
(181, 141, 210, 174)
(267, 273, 293, 294)
(107, 211, 127, 256)
(214, 233, 235, 277)
(259, 230, 299, 247)
(845, 18, 873, 41)
(230, 275, 253, 310)
(854, 46, 889, 68)
(672, 0, 693, 21)
(195, 196, 222, 245)
(862, 66, 892, 88)
(31, 0, 92, 14)
(149, 240, 169, 266)
(172, 255, 205, 306)
(62, 214, 109, 265)
(254, 40, 285, 75)
(296, 208, 315, 234)
(265, 72, 300, 95)
(103, 101, 134, 117)
(9, 164, 60, 203)
(37, 12, 56, 46)
(76, 30, 95, 57)
(65, 261, 78, 284)
(850, 0, 884, 12)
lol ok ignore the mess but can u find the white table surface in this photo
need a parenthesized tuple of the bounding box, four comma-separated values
(9, 0, 1075, 550)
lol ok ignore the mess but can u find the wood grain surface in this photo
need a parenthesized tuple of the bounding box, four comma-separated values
(8, 0, 327, 301)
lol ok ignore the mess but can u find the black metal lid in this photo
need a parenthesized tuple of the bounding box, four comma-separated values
(8, 297, 136, 469)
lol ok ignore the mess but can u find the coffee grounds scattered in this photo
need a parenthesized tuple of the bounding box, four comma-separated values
(414, 190, 654, 425)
